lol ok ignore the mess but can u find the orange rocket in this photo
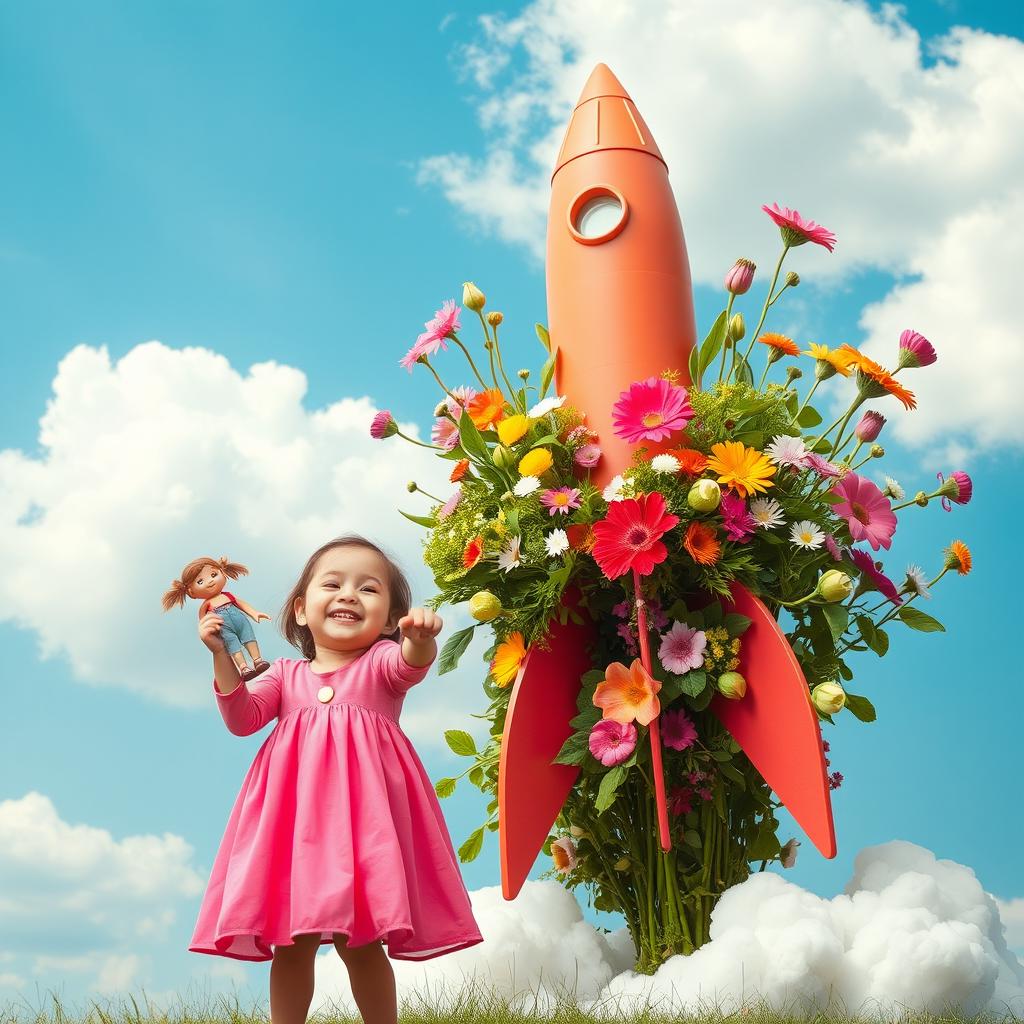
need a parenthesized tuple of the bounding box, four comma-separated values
(497, 64, 836, 901)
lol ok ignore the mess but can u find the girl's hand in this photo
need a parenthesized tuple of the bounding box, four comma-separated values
(398, 607, 443, 644)
(199, 611, 227, 653)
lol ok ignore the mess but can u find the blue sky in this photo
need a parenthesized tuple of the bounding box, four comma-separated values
(1, 0, 1021, 1012)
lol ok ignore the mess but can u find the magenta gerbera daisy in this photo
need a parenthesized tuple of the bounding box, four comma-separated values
(539, 486, 582, 516)
(427, 299, 462, 341)
(849, 547, 903, 605)
(660, 708, 698, 751)
(937, 470, 972, 512)
(897, 329, 937, 369)
(612, 376, 693, 443)
(588, 718, 638, 767)
(720, 490, 757, 542)
(762, 203, 837, 252)
(830, 473, 897, 551)
(591, 491, 680, 579)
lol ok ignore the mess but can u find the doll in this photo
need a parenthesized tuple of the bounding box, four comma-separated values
(163, 556, 271, 681)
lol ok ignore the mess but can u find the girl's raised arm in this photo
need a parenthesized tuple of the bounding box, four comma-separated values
(214, 659, 284, 736)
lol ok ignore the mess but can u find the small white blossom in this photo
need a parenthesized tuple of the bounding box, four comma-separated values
(904, 565, 932, 599)
(513, 476, 541, 497)
(883, 476, 905, 500)
(790, 520, 825, 550)
(749, 496, 785, 530)
(766, 434, 808, 468)
(498, 536, 523, 573)
(527, 395, 567, 418)
(602, 474, 627, 501)
(650, 454, 681, 474)
(544, 528, 570, 557)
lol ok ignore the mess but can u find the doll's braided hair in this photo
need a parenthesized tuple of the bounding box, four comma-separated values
(161, 556, 250, 611)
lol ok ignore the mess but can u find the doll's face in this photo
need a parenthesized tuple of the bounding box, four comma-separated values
(188, 564, 227, 600)
(293, 546, 398, 655)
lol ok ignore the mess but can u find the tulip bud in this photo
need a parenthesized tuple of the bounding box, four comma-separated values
(729, 313, 746, 343)
(462, 281, 486, 312)
(407, 481, 418, 493)
(487, 311, 504, 327)
(785, 271, 800, 287)
(854, 410, 886, 442)
(818, 569, 852, 603)
(614, 856, 631, 872)
(811, 681, 846, 715)
(717, 671, 747, 700)
(469, 591, 503, 622)
(724, 258, 756, 296)
(492, 445, 515, 470)
(688, 479, 722, 512)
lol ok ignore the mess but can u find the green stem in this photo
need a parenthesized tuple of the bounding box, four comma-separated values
(394, 428, 444, 451)
(450, 331, 488, 389)
(738, 243, 791, 369)
(482, 311, 519, 406)
(792, 378, 821, 425)
(827, 395, 866, 460)
(419, 357, 458, 403)
(717, 293, 736, 384)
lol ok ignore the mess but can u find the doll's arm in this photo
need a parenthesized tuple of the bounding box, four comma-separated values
(233, 596, 271, 623)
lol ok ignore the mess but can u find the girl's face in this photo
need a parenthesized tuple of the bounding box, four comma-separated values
(293, 545, 397, 655)
(188, 563, 226, 600)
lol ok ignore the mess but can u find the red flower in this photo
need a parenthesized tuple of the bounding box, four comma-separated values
(462, 535, 484, 569)
(591, 491, 679, 579)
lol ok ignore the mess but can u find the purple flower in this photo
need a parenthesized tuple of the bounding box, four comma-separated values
(802, 452, 844, 478)
(854, 410, 886, 442)
(849, 547, 903, 605)
(937, 470, 973, 511)
(661, 708, 697, 751)
(720, 490, 757, 542)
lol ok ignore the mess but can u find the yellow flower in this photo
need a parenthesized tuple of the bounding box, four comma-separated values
(491, 632, 527, 687)
(804, 342, 854, 378)
(498, 414, 529, 446)
(706, 441, 777, 498)
(518, 447, 553, 477)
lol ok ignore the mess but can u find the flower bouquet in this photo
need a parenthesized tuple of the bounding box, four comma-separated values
(373, 205, 973, 972)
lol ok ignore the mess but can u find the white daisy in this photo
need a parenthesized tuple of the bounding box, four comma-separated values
(904, 565, 932, 599)
(883, 476, 905, 500)
(766, 434, 809, 468)
(527, 394, 567, 418)
(790, 520, 825, 550)
(650, 454, 681, 474)
(749, 496, 785, 530)
(602, 474, 627, 501)
(513, 475, 541, 497)
(498, 536, 522, 573)
(545, 528, 570, 557)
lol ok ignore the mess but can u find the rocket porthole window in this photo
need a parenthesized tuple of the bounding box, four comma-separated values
(567, 186, 629, 245)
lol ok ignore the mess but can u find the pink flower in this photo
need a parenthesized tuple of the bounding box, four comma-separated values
(612, 600, 631, 619)
(720, 490, 757, 542)
(574, 443, 602, 468)
(566, 425, 595, 444)
(550, 836, 578, 873)
(854, 410, 886, 442)
(612, 376, 693, 443)
(898, 330, 937, 369)
(824, 534, 845, 562)
(658, 621, 707, 674)
(588, 718, 638, 767)
(444, 385, 478, 420)
(762, 203, 837, 252)
(668, 785, 694, 816)
(850, 547, 903, 605)
(370, 410, 397, 439)
(540, 486, 582, 516)
(829, 771, 844, 790)
(428, 299, 462, 342)
(661, 708, 698, 751)
(616, 622, 639, 656)
(431, 417, 460, 451)
(649, 600, 669, 631)
(831, 473, 898, 551)
(687, 770, 705, 785)
(438, 487, 463, 520)
(937, 470, 972, 511)
(699, 786, 713, 802)
(725, 258, 756, 295)
(399, 333, 441, 372)
(801, 451, 845, 478)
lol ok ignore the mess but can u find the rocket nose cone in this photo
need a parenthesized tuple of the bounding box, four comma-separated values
(575, 63, 632, 106)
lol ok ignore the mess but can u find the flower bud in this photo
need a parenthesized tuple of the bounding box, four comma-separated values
(724, 258, 756, 296)
(407, 481, 418, 493)
(811, 681, 846, 715)
(854, 410, 886, 442)
(729, 313, 746, 343)
(487, 311, 504, 327)
(462, 281, 486, 312)
(369, 410, 398, 439)
(469, 591, 503, 622)
(492, 445, 515, 470)
(818, 569, 852, 603)
(569, 825, 588, 839)
(613, 856, 631, 872)
(785, 271, 800, 287)
(517, 368, 530, 381)
(717, 671, 747, 700)
(780, 838, 801, 869)
(785, 366, 803, 385)
(434, 399, 449, 418)
(688, 479, 722, 512)
(914, 490, 929, 507)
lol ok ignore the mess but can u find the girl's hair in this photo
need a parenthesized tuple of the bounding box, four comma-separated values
(278, 535, 412, 660)
(161, 556, 249, 611)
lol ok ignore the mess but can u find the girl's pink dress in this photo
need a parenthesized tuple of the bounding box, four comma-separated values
(188, 638, 485, 962)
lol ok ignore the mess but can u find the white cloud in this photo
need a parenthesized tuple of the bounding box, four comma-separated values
(996, 896, 1024, 957)
(417, 0, 1024, 453)
(309, 840, 1022, 1019)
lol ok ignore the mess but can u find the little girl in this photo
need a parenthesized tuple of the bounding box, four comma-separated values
(188, 534, 484, 1024)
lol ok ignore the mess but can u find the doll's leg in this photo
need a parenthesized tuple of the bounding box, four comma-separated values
(333, 934, 397, 1024)
(270, 932, 321, 1024)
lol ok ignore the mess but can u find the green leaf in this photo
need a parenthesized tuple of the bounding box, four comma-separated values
(468, 765, 484, 787)
(747, 822, 782, 861)
(434, 776, 457, 798)
(812, 438, 833, 454)
(796, 405, 823, 428)
(437, 625, 476, 675)
(458, 826, 485, 863)
(553, 731, 589, 766)
(703, 602, 724, 627)
(718, 761, 747, 788)
(843, 691, 877, 722)
(569, 705, 602, 731)
(724, 612, 752, 636)
(688, 344, 700, 390)
(399, 509, 438, 528)
(596, 765, 627, 814)
(539, 348, 557, 399)
(873, 627, 890, 656)
(445, 729, 478, 757)
(535, 322, 551, 353)
(855, 614, 877, 646)
(505, 507, 519, 533)
(457, 409, 491, 465)
(821, 603, 849, 641)
(710, 749, 732, 762)
(683, 829, 703, 850)
(696, 310, 729, 384)
(736, 357, 754, 386)
(897, 606, 946, 633)
(676, 669, 707, 697)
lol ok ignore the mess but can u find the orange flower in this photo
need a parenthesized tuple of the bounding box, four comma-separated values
(706, 440, 777, 498)
(758, 332, 800, 357)
(462, 534, 484, 568)
(836, 345, 917, 410)
(944, 540, 972, 576)
(592, 659, 662, 726)
(804, 342, 854, 377)
(566, 522, 596, 553)
(684, 521, 721, 565)
(665, 448, 709, 476)
(865, 368, 917, 410)
(450, 458, 470, 483)
(491, 632, 527, 687)
(467, 388, 507, 431)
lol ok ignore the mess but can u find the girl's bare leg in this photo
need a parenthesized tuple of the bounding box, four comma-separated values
(333, 935, 397, 1024)
(270, 933, 321, 1024)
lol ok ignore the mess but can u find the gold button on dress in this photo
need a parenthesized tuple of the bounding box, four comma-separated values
(317, 685, 335, 703)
